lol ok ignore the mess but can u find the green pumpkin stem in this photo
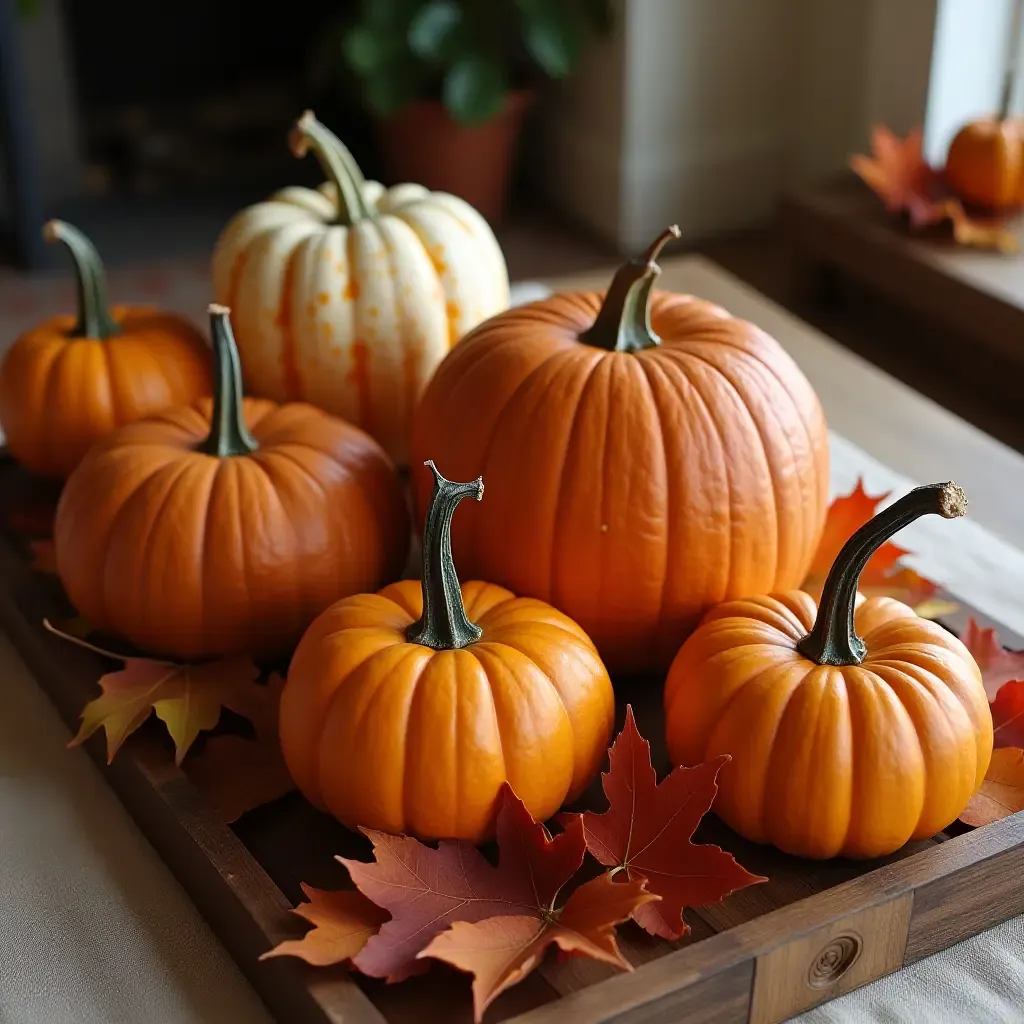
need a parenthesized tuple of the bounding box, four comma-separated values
(288, 109, 371, 227)
(797, 482, 967, 666)
(43, 220, 120, 340)
(197, 305, 258, 458)
(407, 461, 484, 650)
(579, 225, 681, 354)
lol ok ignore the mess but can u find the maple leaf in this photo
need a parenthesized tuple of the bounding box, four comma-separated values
(184, 673, 295, 822)
(961, 618, 1024, 702)
(959, 748, 1024, 827)
(803, 480, 950, 618)
(565, 707, 765, 940)
(29, 539, 57, 574)
(419, 872, 654, 1023)
(260, 884, 388, 967)
(343, 785, 593, 983)
(992, 679, 1024, 750)
(45, 620, 262, 765)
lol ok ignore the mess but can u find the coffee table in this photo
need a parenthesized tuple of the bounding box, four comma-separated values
(1, 256, 1022, 1024)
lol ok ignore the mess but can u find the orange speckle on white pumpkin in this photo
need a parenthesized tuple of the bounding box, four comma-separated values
(446, 300, 461, 322)
(317, 292, 330, 305)
(367, 306, 379, 318)
(344, 279, 360, 301)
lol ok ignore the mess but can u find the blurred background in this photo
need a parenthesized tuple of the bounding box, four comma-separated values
(0, 0, 1022, 447)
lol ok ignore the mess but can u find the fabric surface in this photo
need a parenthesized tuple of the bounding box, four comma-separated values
(0, 632, 272, 1024)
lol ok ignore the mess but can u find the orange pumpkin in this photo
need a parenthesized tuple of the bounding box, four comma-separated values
(946, 117, 1024, 209)
(410, 227, 830, 675)
(279, 460, 616, 841)
(664, 482, 992, 860)
(54, 304, 409, 660)
(0, 220, 211, 479)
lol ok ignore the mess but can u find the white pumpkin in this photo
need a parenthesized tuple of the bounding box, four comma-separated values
(211, 110, 510, 464)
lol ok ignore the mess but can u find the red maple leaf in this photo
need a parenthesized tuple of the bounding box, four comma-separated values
(343, 785, 594, 982)
(962, 618, 1024, 702)
(565, 707, 765, 940)
(992, 680, 1024, 750)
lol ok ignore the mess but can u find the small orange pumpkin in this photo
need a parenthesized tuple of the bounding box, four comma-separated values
(664, 482, 993, 860)
(0, 221, 211, 479)
(54, 304, 409, 660)
(946, 117, 1024, 209)
(279, 460, 616, 841)
(410, 227, 829, 675)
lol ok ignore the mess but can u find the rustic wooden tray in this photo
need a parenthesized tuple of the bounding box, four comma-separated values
(2, 456, 1023, 1024)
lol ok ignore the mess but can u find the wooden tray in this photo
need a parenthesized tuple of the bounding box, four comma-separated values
(2, 458, 1023, 1024)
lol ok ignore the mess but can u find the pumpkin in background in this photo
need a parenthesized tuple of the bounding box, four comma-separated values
(0, 220, 211, 480)
(664, 482, 992, 860)
(279, 459, 615, 842)
(946, 117, 1024, 209)
(211, 110, 510, 465)
(54, 304, 409, 661)
(410, 227, 830, 676)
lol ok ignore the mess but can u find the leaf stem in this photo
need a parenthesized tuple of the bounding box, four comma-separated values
(42, 617, 174, 666)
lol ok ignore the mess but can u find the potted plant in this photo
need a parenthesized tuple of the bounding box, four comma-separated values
(340, 0, 612, 223)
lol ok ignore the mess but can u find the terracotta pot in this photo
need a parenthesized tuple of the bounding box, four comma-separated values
(377, 91, 532, 224)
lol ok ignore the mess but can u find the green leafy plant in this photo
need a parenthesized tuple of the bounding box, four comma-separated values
(342, 0, 613, 126)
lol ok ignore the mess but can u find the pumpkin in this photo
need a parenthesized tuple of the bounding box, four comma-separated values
(210, 110, 510, 465)
(664, 481, 992, 860)
(0, 220, 211, 480)
(279, 459, 616, 841)
(946, 117, 1024, 209)
(409, 227, 830, 676)
(53, 304, 409, 661)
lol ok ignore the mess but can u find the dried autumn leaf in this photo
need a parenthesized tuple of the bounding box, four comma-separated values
(184, 674, 295, 822)
(992, 679, 1024, 750)
(959, 748, 1024, 826)
(29, 539, 57, 574)
(45, 620, 262, 765)
(343, 785, 591, 983)
(804, 480, 950, 617)
(566, 707, 764, 940)
(420, 872, 654, 1023)
(961, 618, 1024, 702)
(260, 884, 388, 967)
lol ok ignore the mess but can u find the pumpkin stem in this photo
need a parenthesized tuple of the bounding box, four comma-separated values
(579, 225, 681, 354)
(288, 110, 371, 227)
(197, 305, 259, 459)
(797, 482, 967, 666)
(407, 460, 484, 650)
(43, 220, 120, 340)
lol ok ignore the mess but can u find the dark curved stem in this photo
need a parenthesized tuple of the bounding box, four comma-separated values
(579, 225, 681, 354)
(798, 482, 967, 666)
(43, 220, 120, 339)
(999, 0, 1023, 120)
(407, 461, 484, 650)
(197, 305, 258, 458)
(288, 110, 371, 226)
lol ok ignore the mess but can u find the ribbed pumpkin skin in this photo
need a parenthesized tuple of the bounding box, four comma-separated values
(946, 119, 1024, 209)
(410, 291, 830, 675)
(211, 182, 509, 464)
(54, 398, 409, 660)
(0, 308, 211, 479)
(280, 578, 615, 842)
(664, 592, 993, 860)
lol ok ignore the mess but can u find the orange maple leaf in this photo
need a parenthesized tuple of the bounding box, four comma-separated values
(419, 873, 654, 1023)
(992, 680, 1024, 750)
(45, 620, 262, 765)
(961, 618, 1024, 702)
(803, 479, 952, 617)
(185, 673, 295, 822)
(260, 884, 388, 967)
(959, 748, 1024, 827)
(851, 126, 1018, 253)
(564, 707, 765, 940)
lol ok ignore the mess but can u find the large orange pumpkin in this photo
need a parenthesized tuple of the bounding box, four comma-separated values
(664, 482, 992, 860)
(279, 460, 616, 841)
(0, 220, 211, 479)
(54, 304, 409, 660)
(946, 117, 1024, 209)
(410, 227, 830, 675)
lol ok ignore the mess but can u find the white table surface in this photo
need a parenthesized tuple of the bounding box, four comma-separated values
(2, 263, 1023, 1024)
